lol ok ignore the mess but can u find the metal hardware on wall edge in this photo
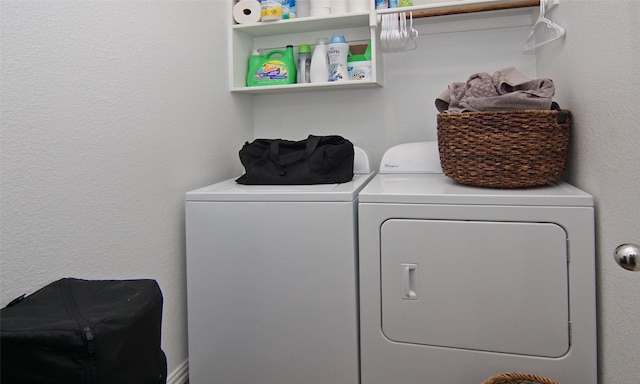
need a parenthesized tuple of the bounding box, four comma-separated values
(614, 243, 640, 271)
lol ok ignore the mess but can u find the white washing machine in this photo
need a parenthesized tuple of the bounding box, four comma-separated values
(358, 142, 597, 384)
(185, 147, 374, 384)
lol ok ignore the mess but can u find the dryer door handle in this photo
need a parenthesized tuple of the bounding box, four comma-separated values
(401, 263, 418, 300)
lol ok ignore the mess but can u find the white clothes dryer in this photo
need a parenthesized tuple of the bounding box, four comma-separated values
(185, 147, 374, 384)
(358, 142, 597, 384)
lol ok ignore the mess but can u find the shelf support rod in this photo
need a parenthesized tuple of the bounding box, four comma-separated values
(376, 0, 539, 20)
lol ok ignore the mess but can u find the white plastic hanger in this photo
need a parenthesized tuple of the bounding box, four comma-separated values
(522, 0, 565, 53)
(379, 12, 418, 53)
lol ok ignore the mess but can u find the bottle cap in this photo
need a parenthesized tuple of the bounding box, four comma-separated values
(298, 44, 311, 53)
(330, 35, 346, 43)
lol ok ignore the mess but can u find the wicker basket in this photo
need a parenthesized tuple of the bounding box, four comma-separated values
(437, 109, 571, 188)
(481, 372, 560, 384)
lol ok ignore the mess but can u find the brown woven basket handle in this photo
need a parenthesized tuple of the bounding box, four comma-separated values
(481, 372, 560, 384)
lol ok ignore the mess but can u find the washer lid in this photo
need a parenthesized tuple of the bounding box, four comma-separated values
(186, 172, 375, 202)
(359, 173, 593, 206)
(186, 146, 374, 202)
(379, 141, 443, 174)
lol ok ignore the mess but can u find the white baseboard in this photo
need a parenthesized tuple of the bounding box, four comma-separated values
(167, 359, 189, 384)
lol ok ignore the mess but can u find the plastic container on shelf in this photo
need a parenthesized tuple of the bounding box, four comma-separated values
(347, 55, 372, 80)
(348, 39, 372, 80)
(261, 0, 283, 21)
(310, 38, 330, 83)
(375, 0, 389, 9)
(283, 0, 296, 19)
(328, 35, 349, 82)
(246, 49, 263, 86)
(247, 45, 297, 86)
(297, 44, 312, 84)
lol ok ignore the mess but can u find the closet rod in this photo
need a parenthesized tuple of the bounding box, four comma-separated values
(410, 0, 539, 19)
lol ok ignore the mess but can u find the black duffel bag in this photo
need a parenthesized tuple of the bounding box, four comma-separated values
(1, 278, 167, 384)
(236, 135, 354, 185)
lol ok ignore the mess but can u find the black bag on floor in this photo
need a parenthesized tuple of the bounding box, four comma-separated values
(236, 134, 355, 185)
(0, 278, 167, 384)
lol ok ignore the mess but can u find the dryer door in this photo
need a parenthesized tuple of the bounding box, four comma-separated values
(380, 219, 569, 357)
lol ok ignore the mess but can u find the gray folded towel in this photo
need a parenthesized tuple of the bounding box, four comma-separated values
(435, 66, 555, 113)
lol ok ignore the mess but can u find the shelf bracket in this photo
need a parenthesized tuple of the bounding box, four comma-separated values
(369, 10, 378, 28)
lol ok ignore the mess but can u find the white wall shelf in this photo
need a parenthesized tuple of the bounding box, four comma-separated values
(229, 10, 383, 94)
(229, 0, 539, 94)
(232, 12, 371, 36)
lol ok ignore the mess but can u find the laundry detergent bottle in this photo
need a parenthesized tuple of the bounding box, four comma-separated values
(246, 49, 263, 86)
(328, 35, 349, 82)
(310, 38, 329, 83)
(247, 45, 297, 86)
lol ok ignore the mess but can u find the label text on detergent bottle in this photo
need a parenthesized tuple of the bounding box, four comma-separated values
(256, 61, 289, 80)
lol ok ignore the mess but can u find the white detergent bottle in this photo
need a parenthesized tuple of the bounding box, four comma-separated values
(328, 35, 349, 82)
(310, 38, 329, 83)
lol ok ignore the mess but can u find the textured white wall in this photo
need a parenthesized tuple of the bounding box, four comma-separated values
(537, 1, 640, 383)
(0, 0, 252, 374)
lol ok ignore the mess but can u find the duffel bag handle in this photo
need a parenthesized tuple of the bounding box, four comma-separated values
(269, 140, 280, 162)
(305, 135, 321, 156)
(269, 135, 321, 165)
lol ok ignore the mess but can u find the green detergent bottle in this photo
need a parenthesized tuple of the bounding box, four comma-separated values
(246, 45, 297, 87)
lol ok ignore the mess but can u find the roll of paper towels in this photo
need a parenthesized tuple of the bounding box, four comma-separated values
(349, 0, 370, 12)
(331, 0, 348, 14)
(233, 0, 262, 24)
(310, 0, 331, 16)
(310, 7, 331, 17)
(296, 0, 311, 17)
